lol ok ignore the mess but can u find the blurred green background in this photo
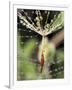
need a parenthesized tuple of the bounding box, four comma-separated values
(17, 35, 64, 80)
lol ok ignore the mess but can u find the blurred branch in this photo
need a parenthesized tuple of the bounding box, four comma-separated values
(51, 30, 64, 47)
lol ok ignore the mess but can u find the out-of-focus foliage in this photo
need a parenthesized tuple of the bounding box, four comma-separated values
(17, 36, 37, 80)
(49, 48, 64, 78)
